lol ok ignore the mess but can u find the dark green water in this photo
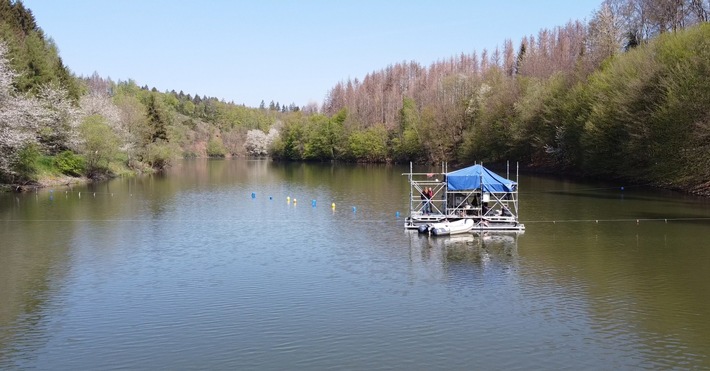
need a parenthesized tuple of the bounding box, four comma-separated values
(1, 159, 709, 369)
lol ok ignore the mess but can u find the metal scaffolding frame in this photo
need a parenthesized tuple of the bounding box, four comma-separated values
(404, 162, 524, 231)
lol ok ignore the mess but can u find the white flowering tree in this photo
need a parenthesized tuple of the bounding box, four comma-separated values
(79, 93, 122, 130)
(245, 127, 280, 157)
(36, 84, 80, 153)
(245, 129, 268, 156)
(267, 127, 280, 145)
(79, 88, 132, 153)
(0, 43, 42, 180)
(0, 42, 80, 182)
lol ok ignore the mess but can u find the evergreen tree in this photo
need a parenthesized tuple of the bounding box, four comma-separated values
(0, 0, 80, 99)
(145, 93, 169, 142)
(515, 40, 526, 75)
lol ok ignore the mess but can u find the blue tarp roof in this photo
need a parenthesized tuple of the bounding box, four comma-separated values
(446, 164, 517, 192)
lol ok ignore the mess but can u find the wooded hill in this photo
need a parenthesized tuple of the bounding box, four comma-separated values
(276, 1, 710, 195)
(1, 0, 709, 195)
(0, 0, 285, 187)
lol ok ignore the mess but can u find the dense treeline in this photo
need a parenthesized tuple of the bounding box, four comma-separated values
(275, 0, 710, 194)
(2, 0, 710, 195)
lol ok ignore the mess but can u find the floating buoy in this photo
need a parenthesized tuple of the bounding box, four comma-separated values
(621, 186, 625, 191)
(269, 196, 272, 200)
(93, 192, 96, 197)
(78, 192, 81, 198)
(352, 206, 356, 212)
(312, 200, 316, 207)
(396, 211, 400, 218)
(251, 192, 256, 199)
(293, 198, 297, 203)
(287, 196, 291, 203)
(331, 202, 335, 209)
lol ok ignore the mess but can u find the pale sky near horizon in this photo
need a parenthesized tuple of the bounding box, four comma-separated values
(24, 0, 602, 108)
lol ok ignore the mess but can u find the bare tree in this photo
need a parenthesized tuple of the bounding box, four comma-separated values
(689, 0, 709, 21)
(503, 39, 516, 76)
(86, 71, 113, 97)
(589, 1, 626, 63)
(302, 102, 319, 115)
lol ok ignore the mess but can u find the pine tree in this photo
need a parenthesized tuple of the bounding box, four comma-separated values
(0, 0, 80, 99)
(145, 93, 169, 142)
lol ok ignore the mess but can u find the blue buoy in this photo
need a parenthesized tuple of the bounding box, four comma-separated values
(352, 206, 357, 212)
(269, 196, 273, 200)
(620, 186, 625, 191)
(396, 211, 400, 218)
(312, 199, 316, 207)
(251, 192, 256, 199)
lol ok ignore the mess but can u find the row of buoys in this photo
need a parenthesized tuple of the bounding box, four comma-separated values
(250, 192, 390, 214)
(40, 189, 402, 219)
(47, 189, 119, 200)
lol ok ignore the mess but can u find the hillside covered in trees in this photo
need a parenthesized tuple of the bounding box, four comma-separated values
(0, 0, 292, 188)
(1, 0, 710, 195)
(278, 0, 710, 195)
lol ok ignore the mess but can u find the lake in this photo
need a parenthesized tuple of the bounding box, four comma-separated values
(1, 158, 709, 370)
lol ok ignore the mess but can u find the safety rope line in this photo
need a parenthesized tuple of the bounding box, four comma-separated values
(518, 184, 651, 194)
(522, 217, 710, 223)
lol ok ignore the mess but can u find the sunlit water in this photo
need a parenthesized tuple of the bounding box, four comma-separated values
(1, 159, 709, 370)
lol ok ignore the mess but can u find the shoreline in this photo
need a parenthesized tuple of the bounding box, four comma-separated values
(3, 159, 709, 198)
(1, 174, 90, 193)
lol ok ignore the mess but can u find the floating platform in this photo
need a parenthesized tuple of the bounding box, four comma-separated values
(404, 162, 525, 233)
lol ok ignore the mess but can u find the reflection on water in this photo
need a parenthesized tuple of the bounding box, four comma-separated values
(1, 159, 710, 369)
(406, 231, 520, 275)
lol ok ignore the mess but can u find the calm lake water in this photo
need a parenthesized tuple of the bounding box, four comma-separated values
(1, 158, 709, 370)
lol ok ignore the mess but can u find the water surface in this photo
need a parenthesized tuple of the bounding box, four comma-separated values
(1, 159, 709, 369)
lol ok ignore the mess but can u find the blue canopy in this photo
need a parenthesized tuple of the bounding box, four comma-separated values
(446, 164, 517, 192)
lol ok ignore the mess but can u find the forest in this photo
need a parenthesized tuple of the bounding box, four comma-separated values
(1, 0, 709, 195)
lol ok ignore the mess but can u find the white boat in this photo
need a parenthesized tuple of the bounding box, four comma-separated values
(430, 218, 475, 236)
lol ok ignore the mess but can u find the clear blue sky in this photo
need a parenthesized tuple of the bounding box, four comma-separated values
(25, 0, 602, 108)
